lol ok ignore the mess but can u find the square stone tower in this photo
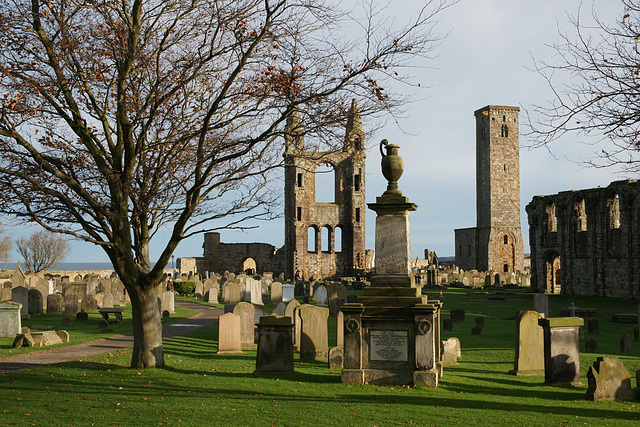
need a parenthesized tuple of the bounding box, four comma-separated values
(455, 105, 524, 274)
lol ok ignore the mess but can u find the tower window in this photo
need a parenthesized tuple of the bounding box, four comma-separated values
(297, 173, 303, 188)
(503, 115, 506, 122)
(354, 174, 361, 191)
(355, 208, 361, 222)
(503, 235, 508, 244)
(501, 124, 508, 137)
(297, 206, 302, 221)
(503, 264, 509, 272)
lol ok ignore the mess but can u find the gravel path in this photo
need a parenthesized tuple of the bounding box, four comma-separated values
(0, 301, 222, 374)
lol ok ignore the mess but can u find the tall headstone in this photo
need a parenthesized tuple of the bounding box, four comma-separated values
(161, 291, 175, 314)
(64, 294, 78, 315)
(208, 287, 219, 304)
(233, 302, 256, 349)
(273, 301, 287, 316)
(442, 337, 461, 366)
(28, 289, 44, 316)
(250, 279, 263, 305)
(299, 305, 329, 360)
(337, 311, 344, 347)
(0, 301, 22, 338)
(510, 310, 544, 376)
(282, 284, 295, 302)
(228, 282, 243, 304)
(217, 313, 242, 354)
(285, 299, 301, 351)
(539, 317, 584, 387)
(315, 285, 328, 305)
(11, 286, 28, 317)
(533, 294, 549, 318)
(271, 282, 283, 306)
(46, 294, 63, 315)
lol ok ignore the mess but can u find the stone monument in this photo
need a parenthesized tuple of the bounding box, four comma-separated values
(341, 140, 442, 387)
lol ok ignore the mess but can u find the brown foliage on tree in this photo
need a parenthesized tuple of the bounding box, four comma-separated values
(15, 230, 70, 273)
(0, 0, 452, 368)
(528, 0, 640, 173)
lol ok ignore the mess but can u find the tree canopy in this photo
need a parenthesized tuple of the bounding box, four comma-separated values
(0, 0, 453, 368)
(528, 0, 640, 173)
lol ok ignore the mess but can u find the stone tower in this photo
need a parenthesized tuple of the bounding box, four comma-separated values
(283, 99, 366, 280)
(455, 105, 524, 273)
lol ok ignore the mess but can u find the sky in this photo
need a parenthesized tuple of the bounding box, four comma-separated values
(3, 0, 631, 265)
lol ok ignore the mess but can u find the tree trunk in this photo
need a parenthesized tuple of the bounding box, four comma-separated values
(128, 283, 164, 369)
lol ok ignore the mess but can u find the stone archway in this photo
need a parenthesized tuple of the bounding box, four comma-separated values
(241, 257, 257, 275)
(545, 251, 561, 294)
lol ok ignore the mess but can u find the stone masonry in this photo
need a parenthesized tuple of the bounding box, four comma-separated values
(526, 179, 640, 298)
(455, 105, 525, 274)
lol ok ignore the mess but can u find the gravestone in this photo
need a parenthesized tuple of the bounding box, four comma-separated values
(315, 285, 327, 305)
(46, 294, 63, 315)
(620, 334, 633, 353)
(442, 337, 461, 366)
(35, 282, 49, 310)
(585, 338, 598, 352)
(11, 286, 28, 317)
(475, 317, 484, 327)
(208, 287, 219, 304)
(273, 301, 286, 316)
(282, 284, 295, 302)
(217, 313, 242, 354)
(586, 357, 635, 401)
(253, 303, 265, 324)
(253, 315, 294, 375)
(510, 310, 544, 376)
(81, 296, 98, 313)
(285, 299, 301, 351)
(64, 294, 78, 315)
(443, 319, 452, 331)
(62, 317, 71, 326)
(337, 311, 344, 347)
(539, 317, 583, 386)
(450, 309, 465, 322)
(471, 325, 481, 335)
(28, 288, 44, 316)
(57, 330, 69, 343)
(271, 282, 283, 306)
(76, 311, 89, 321)
(0, 301, 22, 338)
(299, 305, 329, 360)
(233, 302, 256, 349)
(250, 279, 263, 305)
(1, 287, 11, 302)
(229, 283, 243, 304)
(587, 318, 599, 335)
(161, 291, 175, 314)
(328, 346, 344, 370)
(534, 294, 549, 318)
(294, 281, 305, 298)
(328, 298, 344, 317)
(195, 282, 204, 299)
(102, 290, 114, 308)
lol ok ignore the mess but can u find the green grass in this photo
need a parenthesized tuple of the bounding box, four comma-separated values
(1, 288, 640, 426)
(0, 305, 198, 360)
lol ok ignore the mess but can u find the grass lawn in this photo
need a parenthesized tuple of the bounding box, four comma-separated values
(0, 305, 199, 360)
(1, 287, 639, 426)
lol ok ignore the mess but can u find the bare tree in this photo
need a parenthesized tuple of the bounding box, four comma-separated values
(0, 0, 453, 368)
(0, 223, 12, 268)
(15, 230, 70, 273)
(527, 0, 640, 173)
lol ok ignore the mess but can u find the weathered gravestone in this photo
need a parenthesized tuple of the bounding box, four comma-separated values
(299, 305, 329, 361)
(229, 283, 243, 304)
(443, 319, 452, 331)
(250, 279, 263, 305)
(1, 287, 11, 302)
(233, 302, 256, 349)
(64, 294, 78, 315)
(46, 294, 62, 315)
(539, 317, 584, 386)
(620, 334, 633, 353)
(471, 325, 481, 335)
(475, 317, 485, 327)
(328, 346, 344, 370)
(11, 286, 28, 317)
(102, 290, 114, 308)
(587, 318, 599, 335)
(315, 285, 327, 305)
(337, 311, 344, 347)
(208, 287, 219, 304)
(81, 296, 98, 313)
(35, 282, 49, 310)
(282, 284, 295, 302)
(253, 315, 294, 375)
(0, 301, 22, 338)
(161, 291, 175, 314)
(285, 299, 301, 351)
(450, 309, 465, 322)
(442, 337, 461, 366)
(273, 301, 286, 316)
(586, 357, 635, 401)
(217, 313, 242, 354)
(534, 294, 549, 318)
(328, 298, 344, 317)
(585, 338, 598, 352)
(271, 282, 283, 306)
(510, 310, 545, 376)
(61, 317, 71, 326)
(28, 288, 44, 316)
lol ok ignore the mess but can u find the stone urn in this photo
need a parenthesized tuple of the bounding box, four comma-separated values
(380, 139, 404, 195)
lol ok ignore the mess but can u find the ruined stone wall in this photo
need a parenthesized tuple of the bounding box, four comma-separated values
(283, 99, 366, 280)
(526, 180, 640, 298)
(199, 232, 282, 276)
(454, 105, 524, 273)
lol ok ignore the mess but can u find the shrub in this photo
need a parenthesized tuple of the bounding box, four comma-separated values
(173, 280, 196, 296)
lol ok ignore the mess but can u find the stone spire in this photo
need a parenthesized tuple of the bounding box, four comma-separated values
(284, 106, 304, 153)
(344, 99, 364, 151)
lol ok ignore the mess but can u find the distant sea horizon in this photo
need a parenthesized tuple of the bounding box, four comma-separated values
(2, 261, 170, 271)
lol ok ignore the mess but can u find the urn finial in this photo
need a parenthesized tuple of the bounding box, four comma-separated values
(380, 139, 404, 197)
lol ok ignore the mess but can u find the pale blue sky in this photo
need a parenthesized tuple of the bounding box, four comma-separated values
(3, 0, 626, 265)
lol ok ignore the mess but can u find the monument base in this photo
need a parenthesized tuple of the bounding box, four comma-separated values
(509, 369, 545, 376)
(341, 368, 438, 387)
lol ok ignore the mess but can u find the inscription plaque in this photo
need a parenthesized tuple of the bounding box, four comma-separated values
(370, 330, 408, 362)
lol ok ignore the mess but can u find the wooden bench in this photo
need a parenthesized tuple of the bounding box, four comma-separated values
(99, 307, 125, 323)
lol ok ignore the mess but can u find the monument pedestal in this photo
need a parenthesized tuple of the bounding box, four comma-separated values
(341, 140, 442, 387)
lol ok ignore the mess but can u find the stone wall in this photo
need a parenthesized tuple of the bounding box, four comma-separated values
(526, 179, 640, 298)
